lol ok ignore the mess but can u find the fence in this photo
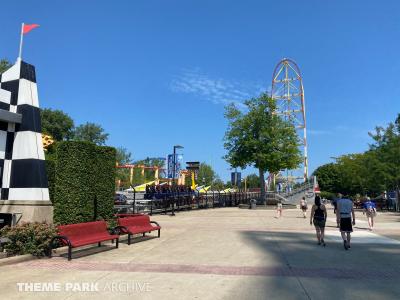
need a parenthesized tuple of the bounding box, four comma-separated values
(114, 190, 262, 216)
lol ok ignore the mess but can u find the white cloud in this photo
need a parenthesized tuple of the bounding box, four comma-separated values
(308, 129, 332, 136)
(170, 68, 265, 110)
(308, 126, 374, 140)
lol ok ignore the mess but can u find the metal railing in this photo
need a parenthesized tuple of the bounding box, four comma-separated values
(114, 190, 262, 216)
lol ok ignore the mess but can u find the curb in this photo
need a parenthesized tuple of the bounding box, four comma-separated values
(0, 253, 36, 267)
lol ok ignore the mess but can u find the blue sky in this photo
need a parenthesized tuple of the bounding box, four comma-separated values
(1, 1, 400, 181)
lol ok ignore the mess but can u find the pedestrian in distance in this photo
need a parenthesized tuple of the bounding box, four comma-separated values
(276, 200, 283, 218)
(300, 196, 308, 218)
(363, 196, 377, 231)
(336, 196, 356, 250)
(332, 193, 342, 214)
(332, 193, 342, 228)
(310, 195, 327, 246)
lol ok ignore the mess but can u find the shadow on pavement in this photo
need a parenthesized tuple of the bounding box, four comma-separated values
(225, 230, 400, 300)
(118, 235, 158, 245)
(57, 244, 116, 260)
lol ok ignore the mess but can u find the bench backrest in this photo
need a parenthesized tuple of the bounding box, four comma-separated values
(58, 220, 109, 240)
(118, 215, 151, 227)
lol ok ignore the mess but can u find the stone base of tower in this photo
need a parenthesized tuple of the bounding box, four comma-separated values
(0, 200, 53, 224)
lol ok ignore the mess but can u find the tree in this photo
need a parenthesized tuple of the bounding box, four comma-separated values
(116, 147, 133, 165)
(312, 163, 342, 194)
(74, 122, 109, 145)
(224, 93, 302, 202)
(0, 59, 12, 74)
(311, 114, 400, 200)
(197, 162, 217, 186)
(115, 147, 133, 188)
(41, 108, 75, 141)
(211, 178, 225, 190)
(135, 157, 165, 169)
(369, 114, 400, 204)
(246, 173, 261, 189)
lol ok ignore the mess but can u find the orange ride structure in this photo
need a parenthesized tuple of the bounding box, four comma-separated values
(116, 164, 164, 187)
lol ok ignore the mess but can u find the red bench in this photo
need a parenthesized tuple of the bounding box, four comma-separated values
(49, 220, 119, 261)
(116, 215, 161, 245)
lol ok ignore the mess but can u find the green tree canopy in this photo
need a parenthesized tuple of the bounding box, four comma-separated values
(369, 114, 400, 192)
(116, 147, 133, 165)
(224, 93, 302, 201)
(211, 178, 225, 190)
(135, 157, 165, 168)
(246, 173, 261, 189)
(197, 162, 217, 186)
(41, 108, 75, 141)
(74, 122, 109, 145)
(312, 114, 400, 198)
(312, 163, 342, 194)
(0, 59, 12, 74)
(115, 147, 133, 187)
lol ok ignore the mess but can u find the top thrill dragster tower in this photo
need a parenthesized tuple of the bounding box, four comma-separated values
(271, 58, 308, 183)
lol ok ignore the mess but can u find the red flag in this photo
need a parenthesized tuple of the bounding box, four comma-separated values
(23, 24, 40, 34)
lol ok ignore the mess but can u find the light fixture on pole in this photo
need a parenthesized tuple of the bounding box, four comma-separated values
(172, 145, 184, 186)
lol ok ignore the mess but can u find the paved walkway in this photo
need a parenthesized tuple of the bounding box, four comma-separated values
(1, 207, 400, 299)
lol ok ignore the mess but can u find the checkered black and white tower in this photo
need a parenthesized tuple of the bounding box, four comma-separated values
(0, 59, 52, 222)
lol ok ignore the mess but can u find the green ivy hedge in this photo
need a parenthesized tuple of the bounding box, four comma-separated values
(45, 159, 56, 201)
(48, 141, 115, 225)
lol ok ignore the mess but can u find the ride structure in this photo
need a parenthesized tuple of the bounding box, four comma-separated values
(271, 58, 308, 184)
(116, 164, 165, 187)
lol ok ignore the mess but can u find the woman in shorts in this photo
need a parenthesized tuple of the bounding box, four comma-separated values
(276, 200, 283, 218)
(363, 197, 377, 231)
(310, 195, 327, 246)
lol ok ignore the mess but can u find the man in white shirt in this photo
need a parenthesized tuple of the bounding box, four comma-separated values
(336, 197, 356, 250)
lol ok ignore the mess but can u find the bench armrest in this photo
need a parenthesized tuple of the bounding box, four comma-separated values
(112, 226, 129, 235)
(150, 221, 160, 227)
(50, 235, 72, 248)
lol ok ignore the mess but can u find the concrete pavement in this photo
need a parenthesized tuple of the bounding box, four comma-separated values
(0, 206, 399, 299)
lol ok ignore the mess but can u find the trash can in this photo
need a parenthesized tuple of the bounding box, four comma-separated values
(250, 199, 257, 209)
(0, 213, 13, 229)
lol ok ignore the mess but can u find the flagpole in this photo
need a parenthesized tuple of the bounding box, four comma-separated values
(18, 23, 24, 60)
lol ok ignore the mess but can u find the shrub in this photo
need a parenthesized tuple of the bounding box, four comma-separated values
(320, 191, 336, 200)
(0, 222, 57, 257)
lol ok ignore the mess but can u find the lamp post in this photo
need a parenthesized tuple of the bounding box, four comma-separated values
(171, 145, 183, 216)
(172, 145, 184, 186)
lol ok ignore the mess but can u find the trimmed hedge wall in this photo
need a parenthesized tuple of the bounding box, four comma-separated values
(93, 146, 116, 223)
(45, 159, 56, 202)
(48, 141, 116, 225)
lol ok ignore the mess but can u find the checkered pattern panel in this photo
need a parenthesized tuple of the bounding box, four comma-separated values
(0, 59, 49, 201)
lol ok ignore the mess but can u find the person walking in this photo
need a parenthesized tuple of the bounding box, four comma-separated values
(332, 193, 342, 214)
(336, 196, 355, 250)
(310, 195, 327, 246)
(300, 196, 308, 218)
(363, 196, 376, 231)
(276, 200, 283, 218)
